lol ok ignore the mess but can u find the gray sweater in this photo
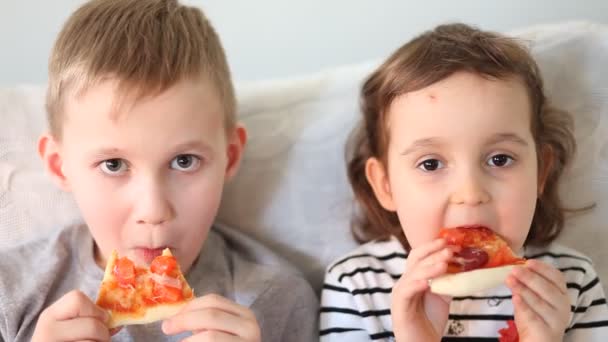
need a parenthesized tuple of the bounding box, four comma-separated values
(0, 224, 318, 342)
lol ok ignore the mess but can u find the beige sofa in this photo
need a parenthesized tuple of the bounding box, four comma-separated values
(1, 21, 607, 294)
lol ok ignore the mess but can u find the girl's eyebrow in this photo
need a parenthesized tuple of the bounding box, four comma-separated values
(486, 133, 529, 146)
(400, 137, 443, 156)
(400, 133, 529, 157)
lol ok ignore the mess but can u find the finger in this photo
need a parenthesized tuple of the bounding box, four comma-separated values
(110, 326, 122, 336)
(507, 274, 570, 330)
(524, 260, 568, 294)
(511, 266, 569, 310)
(163, 308, 242, 336)
(53, 317, 111, 341)
(412, 260, 449, 282)
(46, 291, 109, 323)
(408, 239, 447, 265)
(181, 330, 242, 342)
(418, 248, 455, 270)
(392, 278, 429, 314)
(177, 294, 254, 320)
(166, 309, 260, 341)
(511, 291, 547, 329)
(508, 276, 553, 322)
(394, 261, 447, 298)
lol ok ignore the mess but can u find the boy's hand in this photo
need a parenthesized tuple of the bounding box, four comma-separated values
(391, 238, 456, 342)
(162, 294, 261, 342)
(32, 290, 116, 342)
(506, 260, 572, 342)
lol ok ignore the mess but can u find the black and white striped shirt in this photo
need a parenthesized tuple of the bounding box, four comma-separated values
(320, 237, 608, 341)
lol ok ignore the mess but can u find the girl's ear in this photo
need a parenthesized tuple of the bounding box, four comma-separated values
(38, 133, 71, 192)
(538, 144, 554, 196)
(365, 157, 397, 211)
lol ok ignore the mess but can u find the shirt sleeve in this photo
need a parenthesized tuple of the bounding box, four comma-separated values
(564, 262, 608, 341)
(319, 266, 372, 342)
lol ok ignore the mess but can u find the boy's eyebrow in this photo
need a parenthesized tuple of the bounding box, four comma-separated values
(170, 140, 214, 155)
(90, 147, 124, 158)
(400, 137, 443, 156)
(89, 141, 214, 159)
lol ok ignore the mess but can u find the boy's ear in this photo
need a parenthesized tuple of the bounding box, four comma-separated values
(38, 133, 71, 191)
(538, 144, 554, 195)
(365, 157, 396, 211)
(224, 124, 247, 181)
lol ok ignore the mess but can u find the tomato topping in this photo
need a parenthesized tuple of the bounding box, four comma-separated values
(153, 282, 183, 303)
(113, 257, 136, 287)
(440, 227, 525, 272)
(448, 247, 489, 272)
(150, 255, 178, 275)
(439, 228, 467, 245)
(498, 320, 519, 342)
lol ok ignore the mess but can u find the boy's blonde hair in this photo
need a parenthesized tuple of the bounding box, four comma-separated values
(347, 23, 578, 250)
(46, 0, 235, 139)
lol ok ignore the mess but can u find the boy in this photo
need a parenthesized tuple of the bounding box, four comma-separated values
(0, 0, 318, 341)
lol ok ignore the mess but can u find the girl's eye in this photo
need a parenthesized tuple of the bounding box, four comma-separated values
(487, 154, 515, 167)
(417, 158, 444, 172)
(100, 159, 127, 175)
(170, 154, 201, 171)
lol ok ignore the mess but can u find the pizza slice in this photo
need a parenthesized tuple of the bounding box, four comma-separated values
(96, 248, 195, 328)
(429, 227, 526, 296)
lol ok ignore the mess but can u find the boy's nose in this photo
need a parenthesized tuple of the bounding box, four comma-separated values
(134, 181, 175, 226)
(449, 168, 491, 205)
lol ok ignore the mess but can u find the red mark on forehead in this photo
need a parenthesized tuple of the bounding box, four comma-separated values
(428, 93, 437, 101)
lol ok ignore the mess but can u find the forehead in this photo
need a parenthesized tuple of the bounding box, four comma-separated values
(387, 72, 533, 144)
(60, 78, 226, 146)
(66, 76, 222, 118)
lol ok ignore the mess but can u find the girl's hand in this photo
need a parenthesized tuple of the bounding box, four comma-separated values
(506, 260, 571, 342)
(391, 238, 457, 342)
(162, 294, 261, 342)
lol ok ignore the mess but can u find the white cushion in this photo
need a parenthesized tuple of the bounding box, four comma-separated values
(1, 22, 607, 294)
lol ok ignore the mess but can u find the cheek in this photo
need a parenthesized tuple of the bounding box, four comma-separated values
(497, 170, 539, 248)
(387, 168, 443, 248)
(172, 168, 226, 227)
(70, 176, 127, 236)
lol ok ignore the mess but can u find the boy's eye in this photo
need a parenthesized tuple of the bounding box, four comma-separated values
(100, 159, 127, 175)
(417, 158, 444, 172)
(487, 154, 514, 167)
(170, 154, 200, 171)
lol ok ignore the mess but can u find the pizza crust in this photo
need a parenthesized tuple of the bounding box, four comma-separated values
(107, 301, 189, 328)
(429, 264, 519, 296)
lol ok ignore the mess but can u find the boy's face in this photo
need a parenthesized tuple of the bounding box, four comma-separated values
(39, 79, 245, 273)
(367, 72, 540, 252)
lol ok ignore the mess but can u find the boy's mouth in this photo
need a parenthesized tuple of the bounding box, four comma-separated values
(133, 247, 168, 264)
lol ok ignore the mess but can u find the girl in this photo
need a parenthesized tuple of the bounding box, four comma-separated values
(320, 23, 608, 341)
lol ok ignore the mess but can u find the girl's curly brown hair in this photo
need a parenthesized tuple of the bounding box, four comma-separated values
(347, 23, 579, 251)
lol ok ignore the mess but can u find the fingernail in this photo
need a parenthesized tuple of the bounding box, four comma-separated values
(103, 310, 111, 323)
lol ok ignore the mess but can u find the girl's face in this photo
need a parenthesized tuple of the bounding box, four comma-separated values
(366, 72, 542, 252)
